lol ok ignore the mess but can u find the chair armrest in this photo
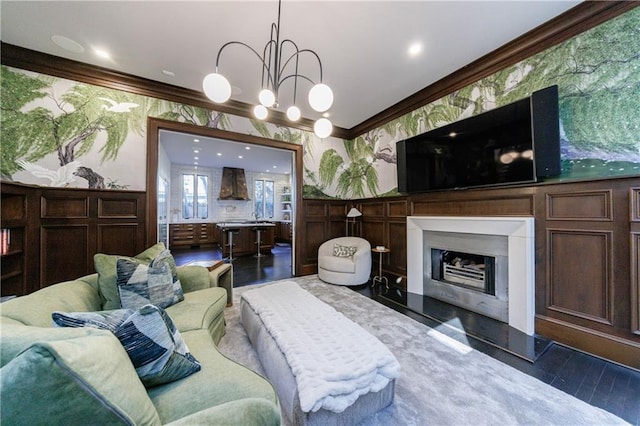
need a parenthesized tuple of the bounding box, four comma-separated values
(176, 266, 211, 293)
(209, 263, 234, 306)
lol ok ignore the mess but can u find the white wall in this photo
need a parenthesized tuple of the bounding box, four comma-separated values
(169, 164, 291, 223)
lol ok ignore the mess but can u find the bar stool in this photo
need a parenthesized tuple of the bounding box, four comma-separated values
(252, 225, 268, 257)
(224, 227, 240, 262)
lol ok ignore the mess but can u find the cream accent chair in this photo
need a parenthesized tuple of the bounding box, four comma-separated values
(318, 237, 372, 286)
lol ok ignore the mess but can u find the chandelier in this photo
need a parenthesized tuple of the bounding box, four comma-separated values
(202, 0, 334, 138)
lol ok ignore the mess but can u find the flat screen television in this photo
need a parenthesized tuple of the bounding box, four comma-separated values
(396, 85, 560, 193)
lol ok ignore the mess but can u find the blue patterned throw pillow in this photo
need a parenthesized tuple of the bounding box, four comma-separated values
(52, 304, 201, 387)
(117, 249, 184, 309)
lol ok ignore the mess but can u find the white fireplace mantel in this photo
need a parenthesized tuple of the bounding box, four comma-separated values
(407, 216, 535, 335)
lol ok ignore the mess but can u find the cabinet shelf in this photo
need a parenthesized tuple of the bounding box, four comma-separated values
(1, 249, 23, 258)
(1, 270, 23, 281)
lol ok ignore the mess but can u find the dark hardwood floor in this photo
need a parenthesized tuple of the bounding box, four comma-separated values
(171, 246, 639, 424)
(171, 243, 293, 287)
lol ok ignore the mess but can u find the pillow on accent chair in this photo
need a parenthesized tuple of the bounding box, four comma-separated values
(53, 304, 201, 387)
(333, 244, 358, 258)
(94, 243, 183, 310)
(117, 249, 184, 309)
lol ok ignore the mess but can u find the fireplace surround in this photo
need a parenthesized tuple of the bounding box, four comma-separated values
(407, 216, 535, 335)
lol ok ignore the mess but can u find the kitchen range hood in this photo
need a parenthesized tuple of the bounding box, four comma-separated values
(219, 167, 249, 200)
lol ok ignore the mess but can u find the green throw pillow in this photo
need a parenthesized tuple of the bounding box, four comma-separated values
(53, 304, 201, 387)
(333, 244, 358, 258)
(94, 242, 172, 310)
(117, 249, 184, 309)
(0, 333, 161, 425)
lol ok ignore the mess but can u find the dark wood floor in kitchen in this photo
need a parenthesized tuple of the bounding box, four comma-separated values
(171, 245, 639, 424)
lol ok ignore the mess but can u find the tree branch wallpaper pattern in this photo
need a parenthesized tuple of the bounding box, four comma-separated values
(307, 7, 640, 199)
(1, 8, 638, 199)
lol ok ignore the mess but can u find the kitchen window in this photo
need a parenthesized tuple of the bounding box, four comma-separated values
(182, 173, 208, 219)
(254, 179, 274, 219)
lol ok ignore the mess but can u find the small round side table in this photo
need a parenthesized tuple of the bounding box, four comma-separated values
(372, 247, 390, 289)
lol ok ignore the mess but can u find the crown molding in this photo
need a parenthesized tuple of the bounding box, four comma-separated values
(0, 42, 351, 140)
(346, 1, 639, 139)
(1, 1, 636, 142)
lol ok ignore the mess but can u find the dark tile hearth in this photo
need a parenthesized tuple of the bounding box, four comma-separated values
(171, 246, 639, 424)
(351, 283, 640, 425)
(374, 285, 552, 363)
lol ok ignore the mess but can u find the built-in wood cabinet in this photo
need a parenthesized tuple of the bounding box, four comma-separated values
(169, 223, 216, 247)
(1, 183, 36, 297)
(300, 176, 640, 369)
(0, 182, 147, 293)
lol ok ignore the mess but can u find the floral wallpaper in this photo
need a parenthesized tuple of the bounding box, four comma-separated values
(304, 7, 640, 199)
(1, 67, 323, 190)
(2, 8, 638, 199)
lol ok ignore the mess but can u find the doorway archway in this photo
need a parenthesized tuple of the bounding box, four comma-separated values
(146, 117, 304, 276)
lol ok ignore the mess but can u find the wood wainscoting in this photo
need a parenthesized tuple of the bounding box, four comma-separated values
(300, 176, 640, 369)
(0, 182, 146, 296)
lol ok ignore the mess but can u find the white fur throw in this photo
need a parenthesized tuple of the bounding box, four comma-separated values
(241, 281, 400, 413)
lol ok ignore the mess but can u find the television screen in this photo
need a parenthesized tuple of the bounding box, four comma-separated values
(397, 85, 559, 193)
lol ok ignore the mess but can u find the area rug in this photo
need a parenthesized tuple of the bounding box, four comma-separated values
(217, 275, 627, 425)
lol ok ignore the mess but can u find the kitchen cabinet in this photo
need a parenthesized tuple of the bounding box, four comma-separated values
(169, 223, 216, 247)
(276, 221, 292, 243)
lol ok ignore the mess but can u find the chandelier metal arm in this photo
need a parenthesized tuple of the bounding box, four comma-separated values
(203, 0, 333, 137)
(215, 40, 277, 90)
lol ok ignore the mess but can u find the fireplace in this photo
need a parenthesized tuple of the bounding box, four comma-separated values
(407, 216, 534, 335)
(423, 231, 509, 323)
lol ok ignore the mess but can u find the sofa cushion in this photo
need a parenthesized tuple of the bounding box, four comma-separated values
(53, 304, 201, 387)
(333, 243, 358, 258)
(164, 286, 227, 336)
(95, 242, 169, 310)
(117, 249, 184, 309)
(0, 333, 161, 425)
(0, 320, 107, 368)
(319, 255, 357, 273)
(0, 280, 102, 327)
(148, 329, 279, 424)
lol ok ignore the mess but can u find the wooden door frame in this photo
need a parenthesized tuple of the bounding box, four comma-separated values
(146, 117, 304, 275)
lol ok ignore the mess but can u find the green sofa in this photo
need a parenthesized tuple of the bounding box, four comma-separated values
(0, 261, 280, 425)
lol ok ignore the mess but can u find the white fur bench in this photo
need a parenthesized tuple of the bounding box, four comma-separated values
(240, 281, 398, 426)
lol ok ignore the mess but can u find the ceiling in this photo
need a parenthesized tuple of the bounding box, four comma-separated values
(1, 0, 582, 131)
(1, 1, 581, 172)
(159, 130, 293, 173)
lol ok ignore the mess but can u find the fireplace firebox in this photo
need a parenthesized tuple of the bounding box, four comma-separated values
(431, 249, 495, 295)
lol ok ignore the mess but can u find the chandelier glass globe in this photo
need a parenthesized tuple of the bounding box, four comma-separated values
(254, 104, 269, 120)
(202, 73, 232, 103)
(258, 89, 276, 107)
(286, 105, 301, 121)
(308, 83, 334, 112)
(314, 118, 333, 138)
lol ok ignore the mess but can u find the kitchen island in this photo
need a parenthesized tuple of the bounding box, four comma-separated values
(217, 222, 276, 258)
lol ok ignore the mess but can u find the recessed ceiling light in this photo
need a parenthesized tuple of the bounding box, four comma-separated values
(194, 156, 199, 160)
(322, 112, 330, 118)
(162, 70, 175, 77)
(194, 162, 198, 165)
(245, 146, 251, 150)
(93, 48, 111, 60)
(193, 149, 199, 153)
(449, 132, 457, 138)
(238, 155, 243, 159)
(216, 152, 222, 156)
(194, 139, 200, 143)
(408, 42, 422, 57)
(273, 166, 277, 168)
(51, 35, 84, 53)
